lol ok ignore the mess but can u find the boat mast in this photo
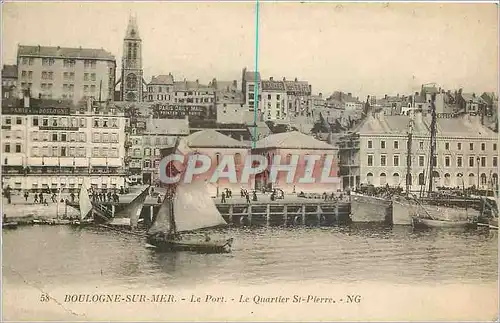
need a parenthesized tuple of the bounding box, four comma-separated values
(406, 110, 414, 197)
(427, 93, 437, 195)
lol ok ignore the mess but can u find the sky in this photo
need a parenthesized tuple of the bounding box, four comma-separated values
(2, 2, 498, 99)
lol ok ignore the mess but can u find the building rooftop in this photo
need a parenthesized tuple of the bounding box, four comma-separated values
(173, 80, 214, 92)
(149, 74, 174, 85)
(2, 65, 17, 79)
(17, 45, 115, 61)
(145, 118, 189, 135)
(262, 80, 286, 92)
(461, 93, 486, 104)
(209, 79, 238, 92)
(185, 129, 250, 148)
(243, 70, 261, 82)
(355, 113, 496, 138)
(255, 131, 336, 150)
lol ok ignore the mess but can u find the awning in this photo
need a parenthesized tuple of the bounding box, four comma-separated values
(43, 157, 59, 166)
(91, 158, 107, 167)
(28, 157, 44, 166)
(60, 158, 74, 167)
(4, 156, 23, 166)
(107, 158, 122, 167)
(74, 158, 89, 167)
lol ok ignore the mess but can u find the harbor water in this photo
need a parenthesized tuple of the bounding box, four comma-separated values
(2, 224, 498, 321)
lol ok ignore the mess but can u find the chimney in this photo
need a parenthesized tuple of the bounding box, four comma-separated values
(37, 45, 41, 52)
(196, 79, 199, 84)
(308, 85, 312, 92)
(57, 46, 60, 51)
(283, 77, 286, 81)
(270, 77, 273, 81)
(294, 77, 298, 82)
(319, 92, 322, 98)
(232, 80, 237, 88)
(384, 94, 388, 99)
(348, 93, 352, 97)
(472, 93, 476, 98)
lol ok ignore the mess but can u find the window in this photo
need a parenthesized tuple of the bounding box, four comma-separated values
(111, 147, 118, 157)
(469, 157, 474, 167)
(93, 118, 99, 127)
(457, 156, 463, 167)
(381, 141, 386, 149)
(445, 142, 449, 150)
(93, 133, 100, 142)
(494, 143, 497, 151)
(432, 156, 437, 167)
(52, 118, 58, 126)
(393, 155, 399, 166)
(4, 144, 10, 153)
(380, 155, 386, 166)
(457, 143, 462, 150)
(481, 143, 485, 151)
(445, 156, 450, 167)
(52, 146, 58, 157)
(32, 117, 38, 126)
(16, 117, 22, 125)
(52, 133, 58, 141)
(418, 173, 425, 185)
(419, 156, 425, 167)
(481, 157, 486, 167)
(494, 157, 498, 167)
(469, 143, 474, 150)
(419, 141, 424, 149)
(111, 118, 117, 127)
(61, 147, 67, 157)
(93, 147, 99, 157)
(368, 140, 372, 149)
(367, 155, 373, 166)
(393, 141, 399, 149)
(5, 117, 11, 125)
(61, 133, 67, 142)
(84, 73, 89, 81)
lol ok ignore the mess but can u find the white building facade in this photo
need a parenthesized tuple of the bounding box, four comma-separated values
(1, 96, 128, 191)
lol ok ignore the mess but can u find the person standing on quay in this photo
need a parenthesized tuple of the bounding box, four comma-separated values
(221, 191, 226, 204)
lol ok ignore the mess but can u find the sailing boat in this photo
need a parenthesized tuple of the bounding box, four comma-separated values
(104, 185, 150, 230)
(146, 181, 233, 253)
(71, 181, 94, 226)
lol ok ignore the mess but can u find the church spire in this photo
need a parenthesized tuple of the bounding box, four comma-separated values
(125, 14, 140, 40)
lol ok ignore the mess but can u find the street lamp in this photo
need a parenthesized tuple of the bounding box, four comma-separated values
(476, 156, 480, 189)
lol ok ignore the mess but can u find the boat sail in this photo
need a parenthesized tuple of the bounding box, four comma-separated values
(79, 181, 93, 221)
(107, 186, 150, 229)
(147, 181, 233, 253)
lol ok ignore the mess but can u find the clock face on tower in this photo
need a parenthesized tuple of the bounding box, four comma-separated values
(126, 73, 138, 89)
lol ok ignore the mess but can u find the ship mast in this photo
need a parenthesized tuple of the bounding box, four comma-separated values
(427, 93, 437, 195)
(405, 110, 414, 197)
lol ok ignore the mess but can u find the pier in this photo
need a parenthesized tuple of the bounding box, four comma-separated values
(66, 198, 351, 227)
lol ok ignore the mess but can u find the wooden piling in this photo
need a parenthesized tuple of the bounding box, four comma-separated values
(149, 205, 154, 223)
(335, 202, 339, 222)
(248, 205, 252, 225)
(229, 205, 234, 224)
(301, 205, 306, 225)
(317, 205, 321, 226)
(283, 205, 288, 226)
(266, 204, 270, 227)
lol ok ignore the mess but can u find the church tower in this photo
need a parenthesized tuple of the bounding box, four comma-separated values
(120, 15, 144, 102)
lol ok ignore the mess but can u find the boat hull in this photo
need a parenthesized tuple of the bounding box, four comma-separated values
(350, 194, 392, 223)
(2, 222, 18, 229)
(146, 236, 233, 254)
(412, 217, 475, 229)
